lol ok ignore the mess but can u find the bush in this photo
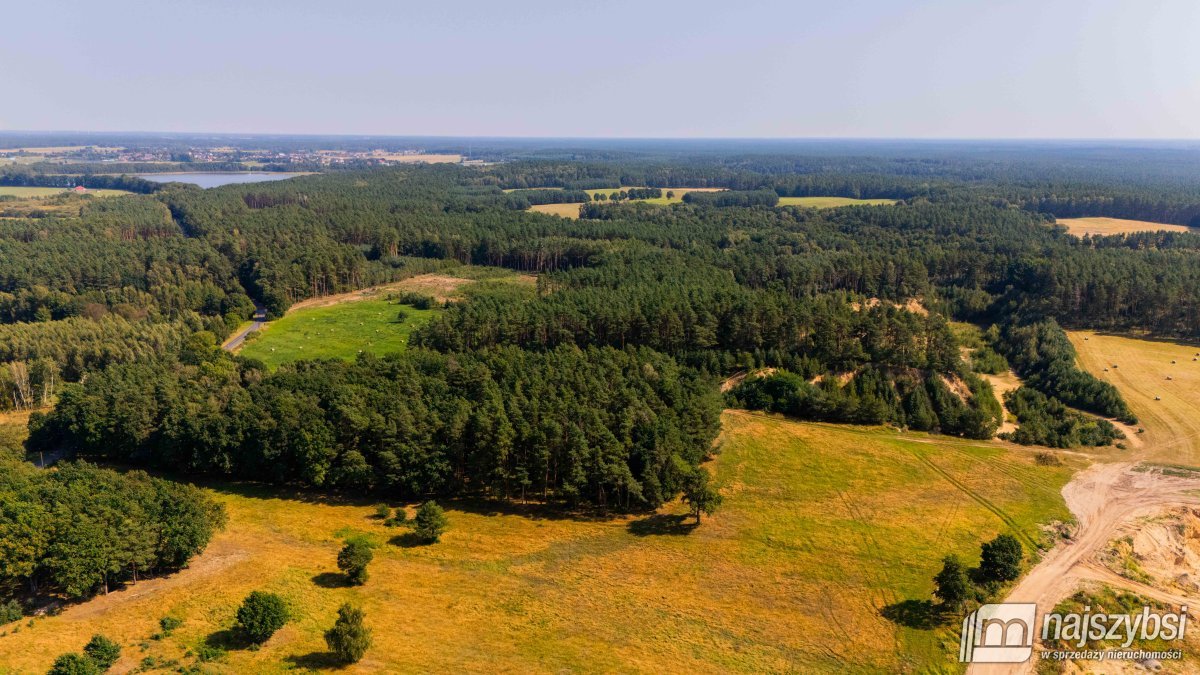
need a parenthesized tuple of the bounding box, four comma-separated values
(395, 291, 436, 310)
(413, 501, 448, 543)
(47, 653, 100, 675)
(324, 603, 372, 664)
(1034, 452, 1063, 467)
(373, 504, 391, 519)
(196, 644, 226, 662)
(385, 508, 407, 527)
(337, 539, 374, 585)
(82, 635, 121, 671)
(0, 599, 22, 624)
(235, 591, 289, 644)
(159, 616, 183, 635)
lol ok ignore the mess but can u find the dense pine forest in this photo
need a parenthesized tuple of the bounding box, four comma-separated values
(10, 141, 1200, 605)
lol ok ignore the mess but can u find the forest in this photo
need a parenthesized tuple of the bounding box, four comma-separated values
(8, 142, 1200, 615)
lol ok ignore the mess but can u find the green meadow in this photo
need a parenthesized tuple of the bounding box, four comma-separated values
(238, 299, 437, 369)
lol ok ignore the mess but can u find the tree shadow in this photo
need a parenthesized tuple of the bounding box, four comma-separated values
(880, 599, 942, 630)
(205, 628, 251, 651)
(444, 496, 619, 523)
(389, 532, 431, 548)
(284, 651, 345, 669)
(626, 513, 698, 537)
(312, 572, 350, 588)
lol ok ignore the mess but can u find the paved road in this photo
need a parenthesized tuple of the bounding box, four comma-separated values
(222, 302, 267, 351)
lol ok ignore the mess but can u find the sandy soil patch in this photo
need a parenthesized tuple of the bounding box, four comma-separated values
(286, 273, 479, 312)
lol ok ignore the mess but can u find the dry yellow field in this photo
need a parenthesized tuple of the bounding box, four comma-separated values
(0, 186, 130, 198)
(1070, 331, 1200, 464)
(529, 202, 583, 218)
(775, 197, 898, 208)
(0, 411, 1072, 673)
(1056, 217, 1193, 236)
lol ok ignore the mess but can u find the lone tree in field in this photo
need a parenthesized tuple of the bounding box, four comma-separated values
(979, 534, 1023, 583)
(681, 469, 722, 523)
(48, 653, 100, 675)
(325, 603, 372, 664)
(235, 591, 289, 645)
(413, 501, 448, 543)
(337, 538, 374, 585)
(82, 634, 121, 671)
(932, 555, 971, 611)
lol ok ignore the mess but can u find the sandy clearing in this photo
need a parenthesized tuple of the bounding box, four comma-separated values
(982, 370, 1021, 435)
(286, 273, 476, 312)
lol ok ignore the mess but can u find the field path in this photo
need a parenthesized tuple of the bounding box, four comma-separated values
(970, 331, 1200, 674)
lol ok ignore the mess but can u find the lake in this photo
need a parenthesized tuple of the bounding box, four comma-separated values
(135, 172, 310, 188)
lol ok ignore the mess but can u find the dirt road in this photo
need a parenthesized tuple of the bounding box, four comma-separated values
(967, 330, 1200, 673)
(221, 301, 267, 351)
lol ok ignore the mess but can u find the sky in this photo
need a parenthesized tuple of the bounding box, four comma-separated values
(3, 0, 1199, 139)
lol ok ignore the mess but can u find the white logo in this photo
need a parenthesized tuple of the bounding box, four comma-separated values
(959, 603, 1036, 663)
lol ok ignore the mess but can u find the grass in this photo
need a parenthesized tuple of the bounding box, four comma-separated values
(0, 411, 1074, 673)
(237, 300, 437, 370)
(775, 197, 898, 208)
(1069, 330, 1200, 464)
(1056, 216, 1192, 236)
(0, 186, 130, 198)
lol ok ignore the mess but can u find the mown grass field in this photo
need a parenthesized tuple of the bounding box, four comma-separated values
(237, 270, 534, 370)
(1056, 216, 1193, 236)
(238, 299, 437, 369)
(0, 411, 1074, 673)
(1069, 330, 1200, 464)
(0, 186, 130, 197)
(775, 196, 898, 208)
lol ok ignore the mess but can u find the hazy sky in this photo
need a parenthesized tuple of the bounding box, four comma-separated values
(3, 0, 1199, 138)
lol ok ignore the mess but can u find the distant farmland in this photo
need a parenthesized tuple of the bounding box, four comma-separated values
(1056, 216, 1193, 236)
(529, 202, 583, 218)
(775, 196, 898, 208)
(528, 187, 726, 218)
(0, 186, 131, 197)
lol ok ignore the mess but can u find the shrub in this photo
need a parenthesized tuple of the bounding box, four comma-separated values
(373, 504, 391, 520)
(82, 635, 121, 671)
(47, 653, 100, 675)
(395, 292, 435, 310)
(385, 508, 407, 527)
(337, 539, 374, 585)
(1034, 452, 1063, 467)
(159, 616, 183, 635)
(324, 603, 372, 664)
(235, 591, 289, 644)
(196, 644, 226, 662)
(413, 501, 447, 543)
(0, 599, 22, 624)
